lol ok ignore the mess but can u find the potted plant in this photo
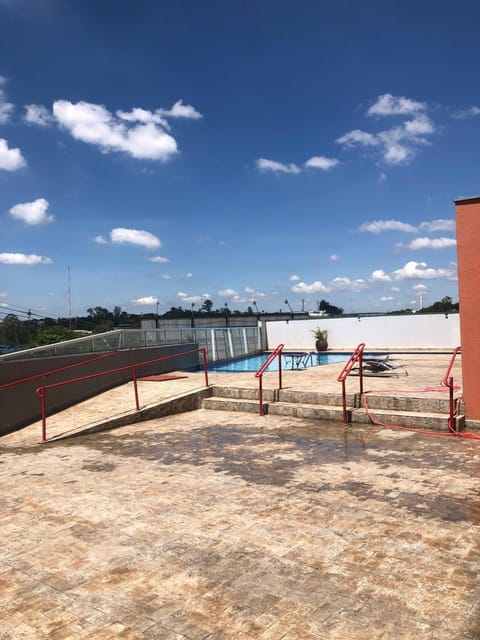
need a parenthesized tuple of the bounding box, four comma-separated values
(312, 327, 328, 352)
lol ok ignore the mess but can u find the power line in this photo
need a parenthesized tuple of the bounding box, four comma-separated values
(0, 304, 53, 320)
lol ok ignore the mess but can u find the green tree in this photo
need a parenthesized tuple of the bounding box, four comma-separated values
(34, 325, 77, 346)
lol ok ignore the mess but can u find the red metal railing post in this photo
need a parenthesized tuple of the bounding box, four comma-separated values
(259, 376, 264, 416)
(359, 354, 364, 396)
(38, 388, 47, 442)
(201, 348, 209, 387)
(278, 351, 282, 390)
(341, 380, 347, 424)
(449, 376, 455, 432)
(131, 365, 140, 411)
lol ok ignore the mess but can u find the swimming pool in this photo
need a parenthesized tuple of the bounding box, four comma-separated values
(209, 352, 350, 372)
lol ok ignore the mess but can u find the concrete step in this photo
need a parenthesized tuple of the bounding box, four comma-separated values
(358, 393, 455, 413)
(203, 397, 264, 414)
(267, 401, 345, 422)
(351, 407, 465, 432)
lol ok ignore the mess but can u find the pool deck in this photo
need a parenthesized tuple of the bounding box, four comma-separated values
(3, 352, 480, 639)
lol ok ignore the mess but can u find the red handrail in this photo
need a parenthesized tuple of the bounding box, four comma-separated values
(337, 343, 366, 424)
(442, 346, 462, 433)
(0, 350, 119, 390)
(36, 347, 209, 442)
(255, 344, 284, 416)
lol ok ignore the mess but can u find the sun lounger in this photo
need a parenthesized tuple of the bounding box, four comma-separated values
(353, 355, 408, 377)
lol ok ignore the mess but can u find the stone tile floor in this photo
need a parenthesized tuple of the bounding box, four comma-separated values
(2, 398, 480, 639)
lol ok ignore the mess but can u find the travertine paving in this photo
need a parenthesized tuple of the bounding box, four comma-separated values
(2, 409, 480, 638)
(1, 352, 475, 639)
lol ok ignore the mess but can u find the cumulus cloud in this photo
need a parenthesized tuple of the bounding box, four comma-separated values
(177, 291, 210, 304)
(380, 296, 394, 301)
(392, 260, 454, 280)
(370, 269, 392, 282)
(367, 93, 426, 116)
(0, 252, 52, 265)
(93, 235, 108, 244)
(289, 274, 300, 281)
(330, 277, 367, 291)
(157, 100, 203, 120)
(330, 254, 339, 261)
(337, 95, 435, 166)
(0, 138, 26, 171)
(0, 80, 14, 124)
(412, 284, 427, 292)
(132, 296, 159, 305)
(451, 106, 480, 119)
(218, 288, 238, 297)
(53, 100, 179, 161)
(148, 255, 170, 263)
(395, 236, 457, 251)
(419, 219, 455, 232)
(109, 228, 160, 250)
(358, 219, 417, 234)
(291, 280, 329, 294)
(304, 156, 340, 171)
(256, 158, 301, 174)
(24, 104, 53, 126)
(9, 198, 54, 225)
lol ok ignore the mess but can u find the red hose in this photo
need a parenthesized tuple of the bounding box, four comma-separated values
(361, 387, 480, 441)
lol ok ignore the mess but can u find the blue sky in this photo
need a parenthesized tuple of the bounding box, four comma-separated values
(0, 0, 479, 319)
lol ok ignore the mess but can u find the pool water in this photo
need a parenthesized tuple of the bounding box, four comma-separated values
(209, 352, 350, 372)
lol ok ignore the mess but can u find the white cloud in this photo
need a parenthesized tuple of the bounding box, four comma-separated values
(0, 80, 14, 124)
(9, 198, 54, 225)
(0, 138, 26, 171)
(419, 219, 455, 232)
(53, 100, 179, 161)
(93, 235, 108, 244)
(304, 156, 340, 171)
(378, 172, 387, 183)
(177, 291, 210, 304)
(367, 93, 426, 116)
(24, 104, 53, 126)
(337, 101, 435, 166)
(392, 260, 454, 280)
(451, 106, 480, 119)
(336, 129, 378, 148)
(391, 286, 400, 292)
(218, 288, 238, 297)
(329, 254, 339, 261)
(380, 296, 394, 301)
(291, 280, 329, 294)
(116, 107, 170, 129)
(359, 219, 417, 234)
(256, 158, 301, 174)
(395, 236, 457, 251)
(0, 252, 52, 265)
(148, 255, 170, 263)
(157, 100, 203, 120)
(110, 228, 160, 250)
(370, 269, 392, 282)
(412, 284, 427, 292)
(331, 277, 367, 291)
(289, 274, 300, 281)
(161, 274, 171, 280)
(132, 296, 159, 305)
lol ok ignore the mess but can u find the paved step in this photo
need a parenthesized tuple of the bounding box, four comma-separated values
(359, 393, 455, 413)
(267, 401, 345, 422)
(351, 407, 465, 432)
(203, 397, 265, 414)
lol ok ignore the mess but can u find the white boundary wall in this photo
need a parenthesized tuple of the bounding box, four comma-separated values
(266, 314, 460, 351)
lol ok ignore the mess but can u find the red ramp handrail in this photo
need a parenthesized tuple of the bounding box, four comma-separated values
(337, 343, 366, 424)
(255, 344, 284, 416)
(0, 350, 119, 390)
(36, 347, 209, 442)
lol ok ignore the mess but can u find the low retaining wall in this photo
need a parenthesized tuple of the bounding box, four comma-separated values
(0, 343, 199, 436)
